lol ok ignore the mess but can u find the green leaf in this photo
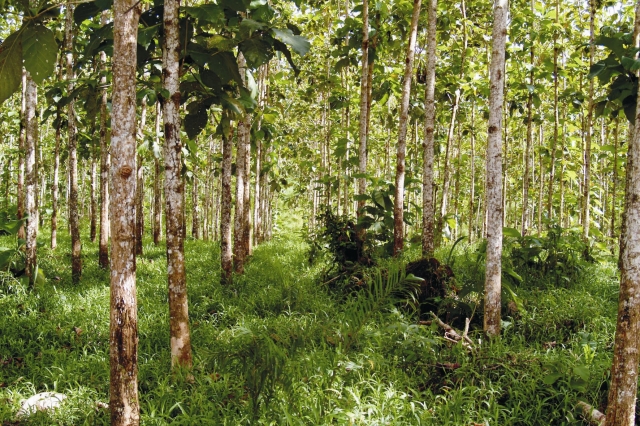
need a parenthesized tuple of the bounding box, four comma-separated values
(503, 227, 522, 239)
(219, 0, 250, 11)
(184, 4, 224, 24)
(272, 28, 310, 56)
(587, 62, 605, 80)
(22, 24, 56, 84)
(622, 56, 640, 72)
(0, 31, 22, 104)
(193, 51, 242, 85)
(0, 247, 14, 270)
(543, 372, 562, 385)
(239, 38, 272, 69)
(573, 365, 590, 382)
(184, 105, 209, 140)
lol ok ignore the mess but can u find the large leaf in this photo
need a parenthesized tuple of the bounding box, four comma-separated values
(184, 105, 209, 140)
(272, 28, 310, 56)
(183, 4, 224, 24)
(239, 38, 272, 68)
(209, 51, 242, 85)
(0, 31, 22, 104)
(22, 24, 57, 84)
(74, 0, 112, 24)
(219, 0, 250, 12)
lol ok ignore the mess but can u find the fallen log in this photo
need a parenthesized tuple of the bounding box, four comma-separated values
(430, 312, 474, 348)
(576, 401, 605, 426)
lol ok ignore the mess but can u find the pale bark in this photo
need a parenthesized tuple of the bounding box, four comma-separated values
(51, 99, 61, 249)
(17, 71, 26, 240)
(522, 7, 534, 235)
(422, 0, 437, 257)
(356, 0, 369, 217)
(611, 116, 619, 238)
(24, 74, 38, 286)
(243, 120, 251, 256)
(393, 0, 421, 256)
(136, 97, 147, 256)
(90, 146, 97, 242)
(110, 0, 141, 421)
(484, 0, 508, 338)
(66, 2, 81, 284)
(99, 11, 110, 268)
(153, 102, 162, 245)
(547, 0, 560, 222)
(468, 100, 476, 243)
(234, 53, 250, 271)
(583, 0, 595, 239)
(605, 2, 640, 423)
(191, 166, 199, 239)
(221, 126, 233, 285)
(162, 0, 192, 369)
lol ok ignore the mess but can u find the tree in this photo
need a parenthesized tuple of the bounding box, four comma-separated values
(422, 0, 437, 257)
(220, 116, 233, 285)
(483, 0, 508, 338)
(357, 0, 369, 219)
(393, 0, 421, 256)
(98, 10, 110, 268)
(163, 0, 192, 368)
(109, 0, 142, 421)
(24, 73, 37, 285)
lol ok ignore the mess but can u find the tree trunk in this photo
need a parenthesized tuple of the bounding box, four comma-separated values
(90, 144, 97, 242)
(357, 0, 369, 218)
(51, 103, 61, 249)
(162, 0, 193, 369)
(234, 56, 248, 273)
(605, 4, 640, 422)
(484, 0, 508, 338)
(583, 0, 595, 239)
(191, 165, 199, 239)
(422, 0, 437, 257)
(136, 97, 147, 256)
(611, 116, 619, 238)
(547, 0, 560, 222)
(393, 0, 421, 256)
(522, 17, 534, 235)
(220, 121, 233, 285)
(17, 71, 26, 241)
(153, 102, 162, 245)
(468, 100, 476, 243)
(66, 2, 82, 284)
(110, 0, 141, 421)
(243, 120, 251, 256)
(24, 74, 38, 286)
(99, 10, 110, 269)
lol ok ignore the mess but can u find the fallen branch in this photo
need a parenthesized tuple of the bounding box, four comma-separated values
(430, 312, 475, 348)
(576, 401, 605, 426)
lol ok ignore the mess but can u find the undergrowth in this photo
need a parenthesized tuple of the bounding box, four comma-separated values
(0, 210, 625, 425)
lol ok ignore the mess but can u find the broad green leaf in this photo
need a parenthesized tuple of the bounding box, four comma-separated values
(587, 62, 605, 80)
(184, 106, 209, 140)
(272, 28, 310, 56)
(622, 56, 640, 72)
(573, 365, 590, 382)
(0, 247, 13, 270)
(200, 69, 222, 92)
(205, 51, 242, 85)
(542, 372, 561, 385)
(22, 24, 56, 84)
(0, 31, 22, 104)
(184, 4, 224, 24)
(219, 0, 250, 12)
(503, 227, 522, 239)
(239, 39, 272, 68)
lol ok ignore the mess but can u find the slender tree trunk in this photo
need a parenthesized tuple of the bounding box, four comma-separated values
(153, 102, 162, 245)
(90, 144, 97, 242)
(484, 0, 508, 338)
(162, 0, 192, 369)
(468, 100, 476, 243)
(99, 11, 110, 268)
(17, 71, 26, 240)
(357, 0, 369, 218)
(547, 0, 560, 222)
(538, 124, 544, 236)
(135, 98, 147, 256)
(606, 7, 640, 423)
(65, 2, 82, 284)
(234, 53, 249, 273)
(583, 0, 595, 239)
(422, 0, 437, 257)
(24, 74, 38, 285)
(191, 166, 199, 239)
(393, 0, 421, 256)
(611, 116, 619, 238)
(243, 122, 251, 256)
(51, 102, 61, 249)
(110, 0, 141, 421)
(220, 122, 233, 285)
(522, 16, 534, 235)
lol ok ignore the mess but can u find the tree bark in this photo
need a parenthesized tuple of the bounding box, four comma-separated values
(24, 74, 38, 286)
(468, 100, 476, 243)
(546, 0, 560, 222)
(422, 0, 437, 257)
(99, 10, 110, 269)
(51, 99, 61, 250)
(90, 143, 97, 242)
(162, 0, 193, 369)
(17, 71, 26, 241)
(153, 102, 162, 245)
(357, 0, 369, 218)
(191, 165, 199, 239)
(484, 0, 508, 338)
(136, 97, 147, 256)
(611, 116, 619, 239)
(605, 3, 640, 423)
(110, 0, 141, 421)
(66, 2, 82, 284)
(234, 53, 250, 272)
(522, 5, 534, 236)
(583, 0, 595, 239)
(393, 0, 421, 256)
(220, 122, 233, 285)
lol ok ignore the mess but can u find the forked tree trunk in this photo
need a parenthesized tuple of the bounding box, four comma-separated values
(65, 2, 82, 284)
(357, 0, 369, 218)
(422, 0, 437, 257)
(605, 3, 640, 423)
(484, 0, 508, 338)
(220, 123, 233, 285)
(162, 0, 192, 369)
(393, 0, 421, 256)
(24, 74, 38, 286)
(98, 10, 110, 268)
(110, 0, 141, 421)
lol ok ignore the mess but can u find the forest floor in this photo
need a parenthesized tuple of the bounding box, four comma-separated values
(0, 211, 623, 425)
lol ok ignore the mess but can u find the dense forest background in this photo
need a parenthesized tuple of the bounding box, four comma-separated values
(2, 0, 640, 424)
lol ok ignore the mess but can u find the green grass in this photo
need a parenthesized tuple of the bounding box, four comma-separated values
(0, 211, 623, 425)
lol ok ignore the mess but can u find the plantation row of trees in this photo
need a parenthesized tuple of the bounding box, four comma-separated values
(2, 0, 640, 423)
